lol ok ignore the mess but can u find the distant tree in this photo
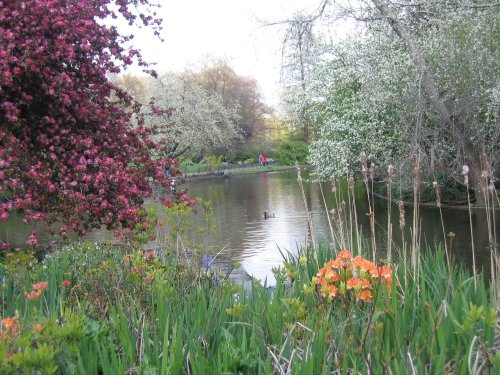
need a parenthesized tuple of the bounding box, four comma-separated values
(188, 60, 268, 141)
(0, 0, 179, 244)
(142, 74, 241, 157)
(279, 12, 321, 142)
(111, 73, 148, 104)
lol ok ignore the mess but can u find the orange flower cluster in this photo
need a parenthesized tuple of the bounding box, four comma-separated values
(25, 281, 49, 300)
(314, 251, 392, 302)
(0, 315, 19, 338)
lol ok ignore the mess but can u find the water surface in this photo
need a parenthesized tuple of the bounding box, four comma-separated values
(1, 170, 497, 285)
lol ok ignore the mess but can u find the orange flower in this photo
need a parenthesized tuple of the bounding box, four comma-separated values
(32, 281, 48, 291)
(1, 316, 18, 333)
(326, 258, 342, 269)
(317, 267, 327, 278)
(319, 282, 330, 297)
(347, 277, 362, 290)
(352, 256, 365, 268)
(360, 279, 371, 289)
(380, 267, 392, 279)
(2, 317, 15, 329)
(33, 323, 43, 333)
(145, 274, 155, 282)
(25, 290, 42, 300)
(328, 285, 338, 297)
(325, 269, 340, 282)
(338, 250, 352, 259)
(363, 261, 376, 273)
(357, 289, 372, 301)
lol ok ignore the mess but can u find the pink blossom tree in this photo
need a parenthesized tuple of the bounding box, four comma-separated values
(0, 0, 179, 245)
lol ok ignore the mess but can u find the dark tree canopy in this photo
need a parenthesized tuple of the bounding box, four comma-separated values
(0, 0, 179, 245)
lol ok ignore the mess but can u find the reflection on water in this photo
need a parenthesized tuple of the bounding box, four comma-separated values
(0, 170, 498, 286)
(186, 171, 498, 285)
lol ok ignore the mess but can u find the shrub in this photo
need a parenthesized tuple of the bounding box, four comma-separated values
(274, 141, 308, 165)
(228, 151, 253, 164)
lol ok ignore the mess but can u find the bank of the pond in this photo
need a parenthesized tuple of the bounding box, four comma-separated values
(184, 164, 310, 181)
(0, 242, 497, 374)
(372, 190, 500, 211)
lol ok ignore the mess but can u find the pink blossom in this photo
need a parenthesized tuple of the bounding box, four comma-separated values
(26, 232, 39, 246)
(0, 0, 179, 245)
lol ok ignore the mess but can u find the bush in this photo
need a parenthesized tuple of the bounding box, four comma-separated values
(274, 141, 308, 165)
(227, 151, 253, 164)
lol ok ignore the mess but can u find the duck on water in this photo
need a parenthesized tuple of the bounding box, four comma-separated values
(264, 211, 275, 220)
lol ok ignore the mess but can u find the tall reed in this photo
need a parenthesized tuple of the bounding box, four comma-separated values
(386, 164, 394, 262)
(433, 180, 451, 290)
(411, 152, 422, 277)
(316, 171, 335, 249)
(463, 164, 477, 290)
(480, 154, 498, 305)
(362, 155, 376, 261)
(295, 163, 317, 265)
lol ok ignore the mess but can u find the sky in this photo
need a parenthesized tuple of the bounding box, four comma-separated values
(124, 0, 329, 107)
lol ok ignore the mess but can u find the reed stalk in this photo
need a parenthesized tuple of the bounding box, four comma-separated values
(346, 178, 354, 253)
(398, 200, 407, 285)
(387, 165, 394, 262)
(481, 154, 497, 304)
(349, 175, 361, 256)
(362, 156, 377, 260)
(489, 180, 499, 307)
(295, 163, 318, 265)
(433, 180, 451, 291)
(343, 148, 355, 252)
(317, 171, 336, 249)
(411, 153, 421, 277)
(463, 164, 477, 291)
(330, 174, 344, 253)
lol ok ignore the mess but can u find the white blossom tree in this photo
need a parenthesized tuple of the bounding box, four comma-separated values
(143, 74, 241, 157)
(281, 0, 499, 196)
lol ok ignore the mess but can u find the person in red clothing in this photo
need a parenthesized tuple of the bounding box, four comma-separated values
(261, 155, 267, 166)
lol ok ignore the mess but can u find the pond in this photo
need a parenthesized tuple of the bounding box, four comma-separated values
(0, 170, 497, 285)
(184, 170, 497, 285)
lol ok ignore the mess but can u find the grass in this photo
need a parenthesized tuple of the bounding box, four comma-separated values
(0, 242, 498, 374)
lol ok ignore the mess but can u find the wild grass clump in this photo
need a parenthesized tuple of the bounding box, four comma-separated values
(0, 242, 498, 374)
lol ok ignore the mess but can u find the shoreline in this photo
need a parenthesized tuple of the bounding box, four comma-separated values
(184, 164, 310, 181)
(372, 190, 500, 211)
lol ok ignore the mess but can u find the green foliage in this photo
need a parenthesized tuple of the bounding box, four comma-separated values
(274, 141, 308, 165)
(0, 241, 497, 373)
(204, 154, 223, 171)
(227, 151, 254, 164)
(0, 310, 85, 374)
(1, 250, 37, 274)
